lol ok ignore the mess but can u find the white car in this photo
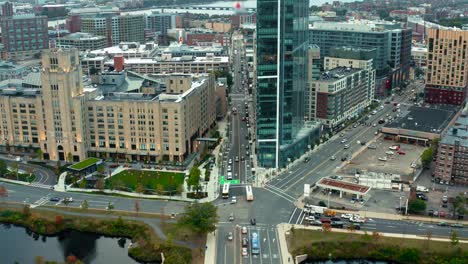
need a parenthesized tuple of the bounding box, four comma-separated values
(231, 196, 237, 204)
(340, 139, 347, 144)
(304, 216, 315, 222)
(241, 226, 247, 234)
(344, 144, 350, 149)
(341, 213, 354, 219)
(228, 159, 233, 165)
(242, 247, 248, 256)
(385, 151, 394, 155)
(350, 217, 365, 223)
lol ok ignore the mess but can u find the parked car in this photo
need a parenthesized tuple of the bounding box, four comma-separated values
(331, 221, 344, 228)
(341, 213, 354, 219)
(241, 247, 248, 256)
(63, 197, 73, 203)
(311, 220, 322, 226)
(450, 223, 464, 228)
(437, 222, 449, 227)
(347, 223, 361, 230)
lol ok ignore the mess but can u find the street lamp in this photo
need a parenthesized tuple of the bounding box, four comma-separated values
(327, 191, 332, 208)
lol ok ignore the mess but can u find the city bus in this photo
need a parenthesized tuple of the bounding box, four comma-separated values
(251, 231, 260, 255)
(246, 185, 254, 201)
(222, 183, 230, 199)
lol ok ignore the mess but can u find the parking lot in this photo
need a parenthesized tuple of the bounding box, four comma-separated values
(341, 136, 426, 178)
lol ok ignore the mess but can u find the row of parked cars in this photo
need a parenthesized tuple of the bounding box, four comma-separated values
(305, 213, 365, 230)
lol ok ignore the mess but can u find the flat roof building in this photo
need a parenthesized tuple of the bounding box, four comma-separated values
(56, 32, 107, 51)
(382, 105, 459, 145)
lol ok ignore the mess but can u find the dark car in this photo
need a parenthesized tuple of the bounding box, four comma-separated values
(49, 197, 61, 202)
(331, 217, 341, 221)
(347, 223, 361, 230)
(341, 156, 348, 161)
(416, 194, 427, 201)
(250, 218, 256, 225)
(304, 157, 310, 163)
(331, 221, 344, 228)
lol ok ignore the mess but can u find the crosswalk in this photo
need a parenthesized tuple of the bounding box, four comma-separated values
(264, 184, 296, 203)
(29, 182, 53, 189)
(30, 194, 52, 208)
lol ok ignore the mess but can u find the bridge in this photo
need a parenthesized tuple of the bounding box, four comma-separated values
(160, 5, 256, 12)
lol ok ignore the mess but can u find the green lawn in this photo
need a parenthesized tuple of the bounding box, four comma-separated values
(2, 173, 35, 183)
(288, 228, 468, 264)
(69, 157, 101, 170)
(108, 170, 185, 193)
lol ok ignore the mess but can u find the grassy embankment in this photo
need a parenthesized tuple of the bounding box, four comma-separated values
(0, 206, 193, 264)
(287, 228, 468, 264)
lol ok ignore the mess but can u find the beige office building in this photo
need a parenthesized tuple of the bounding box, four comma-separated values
(0, 48, 216, 162)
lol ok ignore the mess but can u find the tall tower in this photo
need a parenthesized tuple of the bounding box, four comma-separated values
(256, 0, 309, 168)
(41, 49, 87, 161)
(424, 28, 468, 105)
(1, 2, 13, 17)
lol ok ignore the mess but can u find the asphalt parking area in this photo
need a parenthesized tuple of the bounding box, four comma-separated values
(341, 137, 426, 177)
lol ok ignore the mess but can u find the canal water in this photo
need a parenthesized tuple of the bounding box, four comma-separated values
(0, 224, 138, 264)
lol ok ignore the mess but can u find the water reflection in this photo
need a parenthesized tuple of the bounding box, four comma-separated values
(0, 224, 138, 263)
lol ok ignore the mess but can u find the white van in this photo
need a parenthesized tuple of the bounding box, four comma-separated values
(416, 186, 429, 193)
(227, 172, 233, 180)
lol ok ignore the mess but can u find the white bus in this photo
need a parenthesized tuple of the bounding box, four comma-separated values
(222, 183, 230, 199)
(246, 185, 254, 201)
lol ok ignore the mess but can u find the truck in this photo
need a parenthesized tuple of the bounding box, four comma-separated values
(416, 186, 429, 193)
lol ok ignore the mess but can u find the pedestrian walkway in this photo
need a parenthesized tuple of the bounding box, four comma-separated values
(204, 231, 217, 264)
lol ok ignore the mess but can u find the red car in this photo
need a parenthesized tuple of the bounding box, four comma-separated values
(397, 151, 406, 155)
(320, 218, 331, 224)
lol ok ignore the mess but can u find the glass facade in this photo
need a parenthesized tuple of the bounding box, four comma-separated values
(256, 0, 310, 168)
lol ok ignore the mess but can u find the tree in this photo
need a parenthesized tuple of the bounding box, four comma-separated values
(107, 202, 114, 210)
(156, 184, 164, 195)
(78, 179, 87, 189)
(450, 230, 459, 246)
(34, 256, 45, 264)
(420, 147, 433, 169)
(55, 215, 64, 226)
(134, 200, 140, 215)
(187, 166, 201, 193)
(97, 164, 105, 174)
(177, 202, 218, 235)
(0, 160, 7, 176)
(452, 193, 467, 218)
(322, 223, 332, 232)
(81, 200, 89, 210)
(67, 152, 73, 163)
(408, 199, 426, 214)
(96, 178, 105, 191)
(0, 185, 8, 201)
(36, 149, 43, 160)
(22, 205, 31, 218)
(136, 183, 144, 194)
(12, 163, 18, 181)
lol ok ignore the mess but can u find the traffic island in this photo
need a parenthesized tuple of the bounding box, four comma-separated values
(284, 225, 468, 264)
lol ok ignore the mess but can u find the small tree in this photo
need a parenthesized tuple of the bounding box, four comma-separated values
(450, 230, 459, 246)
(78, 179, 87, 189)
(97, 164, 105, 174)
(322, 223, 332, 232)
(36, 149, 43, 160)
(12, 163, 19, 181)
(67, 153, 73, 163)
(452, 193, 467, 218)
(107, 202, 114, 210)
(81, 200, 89, 210)
(187, 166, 201, 193)
(55, 215, 64, 226)
(0, 160, 8, 176)
(136, 183, 144, 194)
(134, 200, 140, 215)
(177, 202, 218, 235)
(0, 185, 7, 203)
(22, 205, 31, 218)
(408, 199, 426, 214)
(420, 147, 433, 169)
(156, 184, 164, 195)
(96, 179, 105, 191)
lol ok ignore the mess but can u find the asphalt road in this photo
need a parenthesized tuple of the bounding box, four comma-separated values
(224, 35, 252, 185)
(2, 182, 187, 214)
(289, 208, 468, 238)
(268, 89, 419, 199)
(1, 154, 57, 187)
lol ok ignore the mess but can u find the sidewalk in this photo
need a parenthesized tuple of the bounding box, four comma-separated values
(204, 231, 217, 264)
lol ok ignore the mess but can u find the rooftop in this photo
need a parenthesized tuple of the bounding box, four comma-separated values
(104, 55, 229, 65)
(68, 157, 102, 171)
(441, 107, 468, 146)
(318, 67, 362, 82)
(317, 177, 371, 195)
(310, 19, 405, 33)
(62, 32, 105, 41)
(384, 105, 459, 134)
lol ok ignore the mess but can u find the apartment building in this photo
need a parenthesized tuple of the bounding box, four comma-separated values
(435, 112, 468, 185)
(306, 45, 321, 122)
(312, 67, 373, 129)
(146, 12, 178, 35)
(0, 48, 217, 162)
(81, 54, 229, 76)
(0, 13, 49, 60)
(56, 32, 107, 51)
(424, 28, 468, 105)
(81, 14, 145, 47)
(309, 20, 412, 90)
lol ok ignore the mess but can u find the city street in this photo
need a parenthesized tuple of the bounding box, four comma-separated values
(268, 85, 424, 199)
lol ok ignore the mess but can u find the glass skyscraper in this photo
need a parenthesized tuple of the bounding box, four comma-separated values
(256, 0, 311, 168)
